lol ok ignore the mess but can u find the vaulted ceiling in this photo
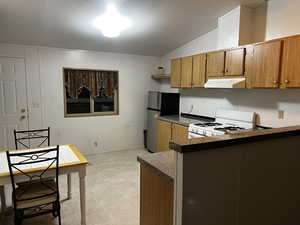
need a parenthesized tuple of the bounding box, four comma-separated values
(0, 0, 265, 56)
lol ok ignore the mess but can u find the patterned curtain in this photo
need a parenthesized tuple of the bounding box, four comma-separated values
(64, 69, 118, 99)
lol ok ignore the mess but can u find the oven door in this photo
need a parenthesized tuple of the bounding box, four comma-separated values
(188, 132, 205, 139)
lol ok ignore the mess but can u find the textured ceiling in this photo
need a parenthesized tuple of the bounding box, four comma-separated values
(0, 0, 265, 56)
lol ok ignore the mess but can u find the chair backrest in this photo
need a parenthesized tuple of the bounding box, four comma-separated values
(14, 127, 50, 149)
(6, 145, 59, 209)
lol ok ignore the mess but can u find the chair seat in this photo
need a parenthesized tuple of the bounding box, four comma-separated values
(17, 177, 54, 187)
(15, 180, 58, 209)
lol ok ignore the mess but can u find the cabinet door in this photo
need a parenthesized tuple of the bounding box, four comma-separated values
(225, 48, 245, 76)
(206, 51, 225, 77)
(157, 120, 172, 152)
(192, 54, 206, 87)
(251, 41, 282, 88)
(281, 36, 300, 87)
(181, 56, 193, 88)
(140, 165, 174, 225)
(171, 58, 181, 88)
(171, 123, 188, 143)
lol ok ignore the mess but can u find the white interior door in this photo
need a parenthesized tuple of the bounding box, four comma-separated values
(0, 57, 28, 150)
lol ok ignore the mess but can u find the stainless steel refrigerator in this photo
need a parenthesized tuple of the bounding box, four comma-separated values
(147, 91, 180, 153)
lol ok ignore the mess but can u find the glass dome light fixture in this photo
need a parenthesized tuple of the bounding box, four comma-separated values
(93, 4, 131, 38)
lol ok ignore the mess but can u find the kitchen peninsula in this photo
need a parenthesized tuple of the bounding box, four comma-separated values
(138, 126, 300, 225)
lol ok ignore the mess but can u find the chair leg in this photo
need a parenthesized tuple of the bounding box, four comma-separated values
(57, 202, 62, 225)
(52, 202, 58, 217)
(14, 209, 23, 225)
(67, 174, 72, 200)
(0, 185, 7, 216)
(58, 211, 62, 225)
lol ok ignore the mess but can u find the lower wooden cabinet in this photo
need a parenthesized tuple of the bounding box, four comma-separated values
(157, 120, 172, 152)
(171, 123, 189, 143)
(157, 120, 189, 152)
(140, 165, 174, 225)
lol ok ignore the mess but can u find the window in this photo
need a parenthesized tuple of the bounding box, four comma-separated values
(63, 68, 119, 117)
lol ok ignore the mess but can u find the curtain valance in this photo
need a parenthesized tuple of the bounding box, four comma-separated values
(64, 69, 118, 99)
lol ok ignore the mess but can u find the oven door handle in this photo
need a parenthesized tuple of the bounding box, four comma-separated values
(188, 132, 205, 139)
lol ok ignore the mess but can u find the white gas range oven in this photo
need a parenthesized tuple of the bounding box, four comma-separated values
(188, 109, 256, 139)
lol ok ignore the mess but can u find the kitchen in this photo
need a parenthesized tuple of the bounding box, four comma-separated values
(1, 0, 300, 225)
(140, 1, 300, 225)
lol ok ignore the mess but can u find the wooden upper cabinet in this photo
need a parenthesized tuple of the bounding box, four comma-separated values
(244, 45, 254, 88)
(251, 41, 282, 88)
(171, 123, 188, 144)
(206, 51, 225, 77)
(192, 54, 206, 87)
(157, 120, 172, 152)
(171, 58, 181, 88)
(181, 56, 193, 88)
(281, 36, 300, 88)
(225, 48, 245, 76)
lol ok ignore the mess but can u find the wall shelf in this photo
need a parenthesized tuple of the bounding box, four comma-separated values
(151, 74, 171, 80)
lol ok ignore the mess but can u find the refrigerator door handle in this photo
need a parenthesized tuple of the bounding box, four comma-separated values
(157, 93, 160, 110)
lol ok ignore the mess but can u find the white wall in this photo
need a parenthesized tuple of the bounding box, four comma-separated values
(0, 44, 160, 154)
(217, 7, 241, 49)
(160, 0, 300, 128)
(266, 0, 300, 40)
(180, 88, 300, 128)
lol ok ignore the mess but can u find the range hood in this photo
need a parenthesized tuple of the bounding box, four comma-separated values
(204, 78, 246, 88)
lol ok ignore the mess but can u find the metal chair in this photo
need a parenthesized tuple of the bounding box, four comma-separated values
(13, 128, 72, 199)
(14, 128, 50, 149)
(6, 146, 61, 225)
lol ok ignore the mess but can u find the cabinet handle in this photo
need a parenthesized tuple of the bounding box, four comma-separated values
(285, 80, 289, 84)
(273, 80, 278, 84)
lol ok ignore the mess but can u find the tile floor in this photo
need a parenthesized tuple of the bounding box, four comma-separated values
(1, 148, 148, 225)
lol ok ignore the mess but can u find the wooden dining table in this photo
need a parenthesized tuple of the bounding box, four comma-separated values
(0, 144, 88, 225)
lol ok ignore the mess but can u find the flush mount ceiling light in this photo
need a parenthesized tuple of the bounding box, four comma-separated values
(93, 4, 131, 38)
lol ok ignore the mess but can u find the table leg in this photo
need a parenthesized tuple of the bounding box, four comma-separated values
(67, 174, 72, 200)
(79, 167, 86, 225)
(0, 185, 7, 217)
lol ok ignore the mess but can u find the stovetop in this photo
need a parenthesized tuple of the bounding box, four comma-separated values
(187, 109, 257, 138)
(189, 122, 250, 137)
(194, 122, 223, 127)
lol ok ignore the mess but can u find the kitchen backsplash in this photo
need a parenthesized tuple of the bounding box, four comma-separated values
(180, 88, 300, 128)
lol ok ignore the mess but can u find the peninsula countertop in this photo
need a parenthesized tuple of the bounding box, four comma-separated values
(170, 125, 300, 153)
(137, 151, 175, 181)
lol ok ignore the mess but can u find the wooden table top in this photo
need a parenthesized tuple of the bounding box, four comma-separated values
(0, 144, 88, 178)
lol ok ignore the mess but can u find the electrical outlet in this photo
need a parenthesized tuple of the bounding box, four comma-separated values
(278, 110, 284, 119)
